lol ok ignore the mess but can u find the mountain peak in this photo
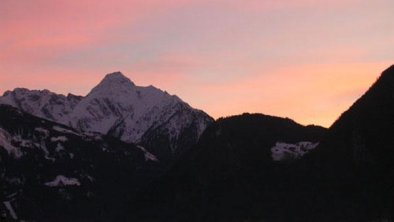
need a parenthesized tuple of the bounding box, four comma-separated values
(380, 64, 394, 79)
(88, 72, 136, 96)
(101, 71, 135, 86)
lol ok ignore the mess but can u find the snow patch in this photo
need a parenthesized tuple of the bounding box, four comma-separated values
(53, 126, 80, 136)
(50, 136, 68, 142)
(83, 132, 103, 141)
(4, 177, 23, 186)
(55, 143, 65, 152)
(39, 140, 55, 162)
(45, 175, 81, 187)
(271, 141, 319, 162)
(3, 201, 18, 220)
(12, 134, 34, 148)
(35, 127, 50, 137)
(137, 145, 158, 162)
(0, 128, 23, 158)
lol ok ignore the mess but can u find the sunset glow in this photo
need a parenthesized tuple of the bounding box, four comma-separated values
(1, 0, 393, 127)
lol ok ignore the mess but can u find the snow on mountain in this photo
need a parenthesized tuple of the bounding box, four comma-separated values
(137, 145, 158, 162)
(67, 72, 187, 142)
(0, 128, 23, 159)
(44, 175, 81, 187)
(271, 141, 319, 161)
(0, 72, 214, 155)
(0, 88, 82, 122)
(3, 200, 18, 220)
(0, 104, 161, 221)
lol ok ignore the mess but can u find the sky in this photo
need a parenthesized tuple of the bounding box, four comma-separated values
(0, 0, 393, 127)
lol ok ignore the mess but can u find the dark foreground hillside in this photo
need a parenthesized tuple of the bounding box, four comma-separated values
(303, 64, 394, 221)
(0, 105, 164, 221)
(132, 65, 394, 222)
(132, 114, 327, 222)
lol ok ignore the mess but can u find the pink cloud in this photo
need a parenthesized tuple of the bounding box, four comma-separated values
(1, 0, 392, 128)
(0, 0, 194, 63)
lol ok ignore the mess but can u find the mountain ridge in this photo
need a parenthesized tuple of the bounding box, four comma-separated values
(0, 72, 214, 159)
(2, 65, 394, 221)
(130, 64, 394, 222)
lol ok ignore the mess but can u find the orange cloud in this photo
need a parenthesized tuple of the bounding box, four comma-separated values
(0, 0, 194, 63)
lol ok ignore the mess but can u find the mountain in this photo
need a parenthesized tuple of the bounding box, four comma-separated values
(3, 65, 394, 222)
(313, 64, 394, 170)
(0, 72, 213, 160)
(131, 113, 327, 221)
(0, 104, 163, 221)
(0, 88, 82, 122)
(133, 65, 394, 222)
(301, 64, 394, 221)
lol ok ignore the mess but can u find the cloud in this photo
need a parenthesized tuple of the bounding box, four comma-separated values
(0, 0, 194, 63)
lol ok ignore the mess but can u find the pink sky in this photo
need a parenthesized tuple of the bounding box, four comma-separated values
(1, 0, 393, 127)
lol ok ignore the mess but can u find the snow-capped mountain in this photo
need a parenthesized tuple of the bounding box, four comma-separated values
(0, 88, 82, 122)
(0, 104, 162, 221)
(0, 72, 213, 159)
(3, 65, 394, 222)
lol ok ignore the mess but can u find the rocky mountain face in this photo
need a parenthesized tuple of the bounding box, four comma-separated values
(0, 104, 163, 221)
(0, 72, 213, 161)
